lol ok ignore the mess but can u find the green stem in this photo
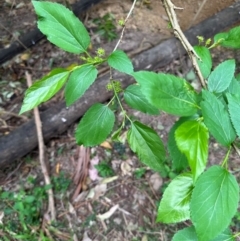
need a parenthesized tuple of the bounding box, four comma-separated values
(111, 79, 132, 123)
(221, 146, 231, 168)
(107, 96, 116, 107)
(232, 232, 240, 239)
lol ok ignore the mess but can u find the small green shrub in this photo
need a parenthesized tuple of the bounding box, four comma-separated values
(20, 1, 240, 240)
(93, 13, 117, 41)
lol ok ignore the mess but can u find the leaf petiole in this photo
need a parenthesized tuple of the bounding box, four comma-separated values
(221, 146, 231, 169)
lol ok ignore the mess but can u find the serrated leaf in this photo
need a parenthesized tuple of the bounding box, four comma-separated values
(208, 59, 235, 93)
(194, 46, 212, 79)
(127, 121, 165, 171)
(132, 71, 199, 116)
(172, 226, 198, 241)
(200, 90, 236, 146)
(214, 26, 240, 49)
(227, 78, 240, 97)
(156, 173, 193, 223)
(75, 103, 115, 146)
(167, 118, 190, 172)
(32, 1, 90, 53)
(107, 50, 133, 74)
(20, 68, 69, 114)
(190, 166, 239, 241)
(227, 93, 240, 137)
(65, 65, 98, 106)
(124, 85, 159, 115)
(172, 227, 235, 241)
(175, 120, 209, 181)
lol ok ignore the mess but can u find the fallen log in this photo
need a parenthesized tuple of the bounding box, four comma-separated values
(0, 0, 104, 65)
(0, 2, 240, 165)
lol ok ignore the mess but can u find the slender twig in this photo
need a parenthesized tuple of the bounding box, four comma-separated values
(25, 71, 56, 221)
(0, 22, 28, 50)
(0, 110, 29, 121)
(113, 0, 138, 51)
(187, 0, 207, 29)
(162, 0, 206, 88)
(232, 143, 240, 158)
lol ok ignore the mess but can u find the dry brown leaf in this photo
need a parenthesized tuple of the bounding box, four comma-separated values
(97, 204, 119, 220)
(100, 141, 112, 149)
(121, 161, 132, 176)
(149, 172, 163, 191)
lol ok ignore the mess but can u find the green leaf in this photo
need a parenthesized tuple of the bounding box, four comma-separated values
(167, 118, 190, 172)
(124, 85, 159, 115)
(236, 73, 240, 81)
(20, 68, 69, 114)
(214, 26, 240, 49)
(107, 50, 134, 74)
(156, 173, 193, 223)
(65, 65, 98, 106)
(212, 229, 235, 241)
(208, 59, 235, 93)
(227, 93, 240, 137)
(24, 196, 36, 203)
(75, 103, 115, 146)
(172, 226, 198, 241)
(190, 165, 239, 241)
(172, 227, 235, 241)
(194, 46, 212, 79)
(127, 121, 165, 171)
(132, 71, 199, 116)
(175, 120, 209, 181)
(32, 1, 90, 53)
(227, 78, 240, 97)
(200, 90, 236, 146)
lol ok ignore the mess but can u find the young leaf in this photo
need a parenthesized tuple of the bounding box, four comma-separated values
(107, 50, 134, 74)
(65, 65, 98, 106)
(194, 46, 212, 79)
(32, 1, 90, 54)
(75, 103, 115, 146)
(132, 71, 199, 116)
(190, 166, 239, 241)
(156, 173, 193, 223)
(20, 68, 69, 114)
(172, 227, 234, 241)
(227, 93, 240, 137)
(175, 120, 209, 181)
(200, 90, 236, 146)
(208, 59, 235, 93)
(124, 85, 159, 115)
(167, 118, 190, 172)
(214, 26, 240, 49)
(127, 121, 165, 171)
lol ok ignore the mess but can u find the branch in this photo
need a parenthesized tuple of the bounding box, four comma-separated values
(25, 72, 56, 221)
(162, 0, 206, 88)
(113, 0, 138, 51)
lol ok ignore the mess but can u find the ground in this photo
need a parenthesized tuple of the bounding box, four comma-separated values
(0, 0, 240, 240)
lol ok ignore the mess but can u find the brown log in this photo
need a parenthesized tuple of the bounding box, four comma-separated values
(0, 0, 105, 65)
(0, 2, 240, 165)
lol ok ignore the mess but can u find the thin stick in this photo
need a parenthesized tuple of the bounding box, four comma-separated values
(25, 71, 56, 221)
(233, 144, 240, 158)
(188, 0, 207, 29)
(0, 22, 28, 50)
(162, 0, 206, 88)
(113, 0, 138, 51)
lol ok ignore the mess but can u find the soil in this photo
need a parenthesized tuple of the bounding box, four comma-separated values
(0, 0, 240, 240)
